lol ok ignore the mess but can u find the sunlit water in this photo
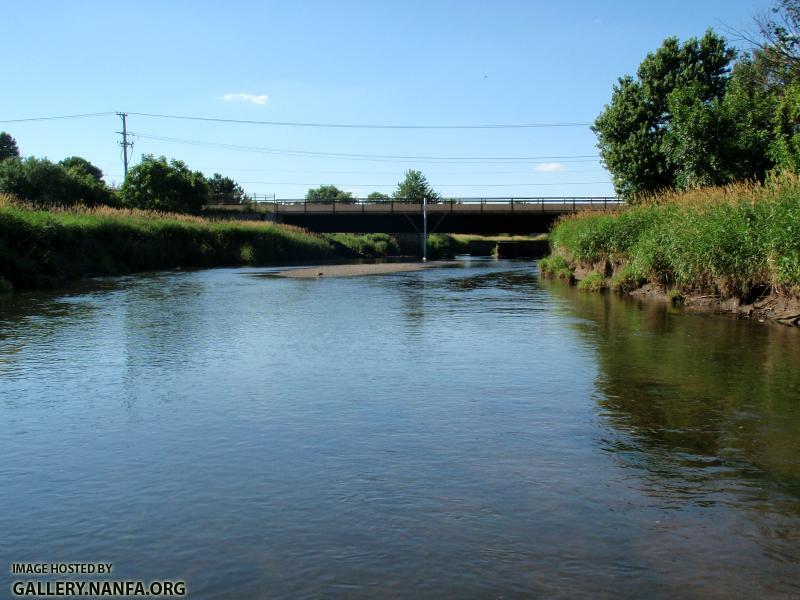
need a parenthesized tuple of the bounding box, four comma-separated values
(1, 259, 799, 598)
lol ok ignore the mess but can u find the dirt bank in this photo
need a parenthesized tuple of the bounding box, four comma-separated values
(628, 282, 800, 326)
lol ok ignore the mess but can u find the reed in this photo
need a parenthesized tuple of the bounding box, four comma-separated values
(0, 195, 340, 289)
(547, 175, 800, 298)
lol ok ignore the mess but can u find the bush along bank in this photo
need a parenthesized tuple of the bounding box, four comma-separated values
(0, 197, 396, 291)
(540, 177, 800, 326)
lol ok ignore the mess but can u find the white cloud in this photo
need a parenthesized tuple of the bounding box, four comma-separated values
(222, 92, 269, 105)
(534, 162, 566, 172)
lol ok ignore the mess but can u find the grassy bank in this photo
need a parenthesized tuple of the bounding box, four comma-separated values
(0, 195, 345, 290)
(542, 177, 800, 300)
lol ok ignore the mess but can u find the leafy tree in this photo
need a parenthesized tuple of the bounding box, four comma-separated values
(208, 173, 248, 204)
(367, 191, 390, 201)
(305, 184, 354, 203)
(752, 0, 800, 84)
(0, 132, 20, 162)
(0, 157, 114, 206)
(593, 30, 737, 199)
(770, 82, 800, 169)
(120, 155, 209, 214)
(393, 170, 440, 201)
(721, 55, 778, 179)
(59, 156, 104, 182)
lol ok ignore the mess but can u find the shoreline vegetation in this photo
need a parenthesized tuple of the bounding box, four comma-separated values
(0, 194, 536, 292)
(540, 176, 800, 326)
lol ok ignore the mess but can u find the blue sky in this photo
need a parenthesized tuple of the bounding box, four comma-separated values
(1, 0, 772, 199)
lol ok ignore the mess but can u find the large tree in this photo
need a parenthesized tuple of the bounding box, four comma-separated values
(752, 0, 800, 84)
(393, 170, 440, 201)
(593, 30, 737, 199)
(0, 132, 20, 162)
(305, 185, 354, 203)
(120, 155, 209, 214)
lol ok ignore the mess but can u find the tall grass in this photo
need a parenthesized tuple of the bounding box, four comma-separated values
(0, 195, 339, 289)
(548, 175, 800, 297)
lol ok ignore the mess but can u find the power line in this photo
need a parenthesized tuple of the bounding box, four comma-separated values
(133, 133, 599, 164)
(237, 180, 611, 187)
(127, 111, 592, 130)
(0, 112, 116, 123)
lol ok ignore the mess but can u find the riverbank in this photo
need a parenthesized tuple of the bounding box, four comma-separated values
(0, 196, 350, 291)
(541, 177, 800, 326)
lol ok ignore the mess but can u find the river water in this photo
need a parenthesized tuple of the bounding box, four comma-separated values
(1, 259, 799, 598)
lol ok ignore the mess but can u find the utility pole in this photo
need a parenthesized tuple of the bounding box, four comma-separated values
(116, 112, 133, 178)
(421, 196, 428, 261)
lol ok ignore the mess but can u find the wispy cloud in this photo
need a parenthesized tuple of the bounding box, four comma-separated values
(222, 92, 269, 105)
(534, 162, 566, 172)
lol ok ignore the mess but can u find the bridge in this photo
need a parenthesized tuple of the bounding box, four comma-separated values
(206, 196, 623, 235)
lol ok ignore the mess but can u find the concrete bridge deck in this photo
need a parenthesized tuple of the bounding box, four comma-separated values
(205, 197, 623, 234)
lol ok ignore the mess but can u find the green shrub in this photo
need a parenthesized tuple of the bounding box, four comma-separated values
(610, 264, 646, 293)
(329, 233, 400, 257)
(539, 255, 574, 281)
(577, 271, 606, 291)
(668, 288, 686, 307)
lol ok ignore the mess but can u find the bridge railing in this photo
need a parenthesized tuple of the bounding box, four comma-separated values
(265, 196, 623, 213)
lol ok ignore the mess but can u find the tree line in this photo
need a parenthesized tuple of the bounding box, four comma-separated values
(0, 139, 250, 213)
(0, 131, 442, 213)
(594, 0, 800, 200)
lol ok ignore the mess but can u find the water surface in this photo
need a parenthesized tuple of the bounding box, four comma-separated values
(1, 259, 799, 597)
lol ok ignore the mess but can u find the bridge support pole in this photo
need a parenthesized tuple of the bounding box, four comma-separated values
(421, 197, 427, 261)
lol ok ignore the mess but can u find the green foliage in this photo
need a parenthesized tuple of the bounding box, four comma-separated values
(591, 30, 782, 200)
(0, 157, 114, 207)
(121, 155, 209, 214)
(393, 170, 440, 201)
(0, 132, 20, 162)
(426, 233, 468, 258)
(328, 233, 400, 257)
(549, 179, 800, 297)
(305, 185, 354, 203)
(0, 197, 337, 289)
(59, 156, 104, 182)
(208, 173, 248, 204)
(610, 264, 647, 293)
(367, 191, 390, 201)
(770, 83, 800, 170)
(577, 271, 607, 291)
(539, 255, 574, 281)
(668, 288, 686, 306)
(754, 0, 800, 83)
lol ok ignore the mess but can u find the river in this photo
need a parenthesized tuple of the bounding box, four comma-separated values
(1, 259, 799, 598)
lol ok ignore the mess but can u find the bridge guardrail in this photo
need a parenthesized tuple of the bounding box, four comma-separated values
(270, 197, 622, 213)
